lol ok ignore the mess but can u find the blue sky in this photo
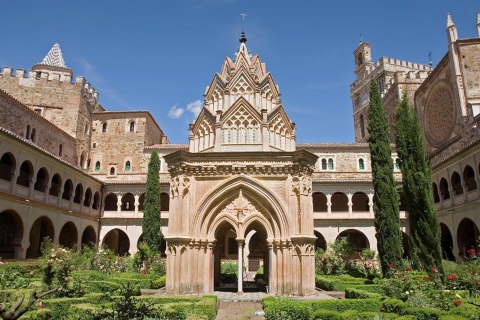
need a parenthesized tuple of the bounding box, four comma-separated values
(0, 1, 478, 143)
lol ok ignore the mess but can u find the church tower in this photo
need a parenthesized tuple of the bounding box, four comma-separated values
(189, 32, 296, 152)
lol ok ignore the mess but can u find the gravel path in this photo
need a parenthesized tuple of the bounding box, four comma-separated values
(216, 301, 265, 320)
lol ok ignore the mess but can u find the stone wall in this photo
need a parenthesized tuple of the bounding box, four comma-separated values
(0, 67, 97, 169)
(459, 40, 480, 99)
(0, 90, 76, 165)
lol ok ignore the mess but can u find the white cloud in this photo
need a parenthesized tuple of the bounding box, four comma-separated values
(168, 105, 185, 119)
(187, 100, 203, 117)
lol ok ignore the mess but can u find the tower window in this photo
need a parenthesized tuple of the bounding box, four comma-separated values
(26, 125, 31, 139)
(110, 167, 115, 175)
(102, 123, 107, 133)
(328, 158, 334, 170)
(95, 161, 100, 172)
(125, 161, 131, 172)
(59, 144, 63, 157)
(394, 158, 400, 170)
(129, 121, 135, 132)
(359, 158, 365, 170)
(30, 128, 36, 142)
(321, 159, 327, 170)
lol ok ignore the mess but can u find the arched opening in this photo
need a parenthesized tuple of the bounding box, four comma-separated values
(59, 222, 78, 249)
(395, 158, 400, 170)
(84, 188, 92, 207)
(30, 128, 36, 142)
(121, 193, 135, 211)
(58, 144, 63, 157)
(103, 229, 130, 256)
(81, 226, 97, 248)
(432, 183, 440, 203)
(49, 174, 62, 197)
(312, 192, 327, 212)
(358, 158, 365, 170)
(34, 167, 49, 192)
(314, 230, 327, 251)
(321, 159, 327, 170)
(160, 192, 170, 211)
(451, 171, 463, 196)
(80, 151, 87, 169)
(457, 218, 480, 256)
(62, 179, 73, 200)
(352, 192, 369, 212)
(102, 122, 107, 133)
(0, 153, 15, 181)
(336, 229, 370, 259)
(440, 177, 450, 200)
(125, 161, 131, 172)
(104, 193, 118, 211)
(26, 216, 54, 259)
(92, 192, 100, 210)
(16, 161, 33, 187)
(463, 166, 477, 192)
(331, 192, 348, 212)
(110, 167, 115, 175)
(398, 192, 406, 211)
(0, 210, 24, 259)
(440, 223, 455, 261)
(26, 125, 31, 139)
(138, 193, 145, 211)
(73, 183, 83, 204)
(129, 121, 135, 132)
(95, 161, 101, 172)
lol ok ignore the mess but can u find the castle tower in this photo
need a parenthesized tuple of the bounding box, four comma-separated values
(0, 43, 98, 170)
(350, 42, 431, 142)
(188, 31, 296, 152)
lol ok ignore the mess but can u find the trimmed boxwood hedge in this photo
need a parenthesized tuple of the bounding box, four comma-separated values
(263, 297, 480, 320)
(315, 275, 367, 291)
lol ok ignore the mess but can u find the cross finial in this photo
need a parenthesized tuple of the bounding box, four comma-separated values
(428, 51, 433, 67)
(240, 12, 247, 31)
(359, 33, 363, 43)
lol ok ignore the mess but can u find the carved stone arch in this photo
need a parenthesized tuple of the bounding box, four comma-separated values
(242, 213, 275, 240)
(194, 175, 290, 240)
(208, 215, 240, 240)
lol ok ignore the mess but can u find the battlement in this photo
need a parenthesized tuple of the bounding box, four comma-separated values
(375, 57, 432, 71)
(0, 66, 99, 104)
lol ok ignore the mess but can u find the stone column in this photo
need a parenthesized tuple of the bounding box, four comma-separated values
(237, 238, 245, 294)
(117, 194, 122, 213)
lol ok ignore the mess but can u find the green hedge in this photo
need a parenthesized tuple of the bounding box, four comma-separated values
(152, 275, 166, 289)
(263, 297, 479, 320)
(344, 287, 381, 299)
(315, 275, 367, 291)
(18, 308, 52, 320)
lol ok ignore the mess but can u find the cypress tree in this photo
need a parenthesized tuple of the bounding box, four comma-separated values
(367, 80, 404, 275)
(142, 150, 162, 252)
(395, 94, 444, 277)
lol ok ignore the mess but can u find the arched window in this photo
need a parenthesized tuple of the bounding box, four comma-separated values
(26, 125, 31, 139)
(110, 167, 115, 175)
(95, 161, 100, 172)
(30, 128, 36, 142)
(358, 158, 365, 170)
(125, 161, 131, 172)
(394, 158, 400, 170)
(102, 122, 107, 133)
(129, 121, 135, 132)
(58, 144, 63, 157)
(321, 159, 327, 170)
(440, 178, 450, 200)
(327, 158, 334, 170)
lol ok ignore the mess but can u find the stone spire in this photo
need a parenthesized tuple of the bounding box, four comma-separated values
(446, 13, 458, 44)
(477, 12, 480, 38)
(39, 43, 67, 68)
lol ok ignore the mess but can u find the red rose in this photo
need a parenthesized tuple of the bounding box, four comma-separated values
(454, 300, 461, 307)
(405, 267, 412, 272)
(388, 264, 394, 269)
(468, 249, 475, 255)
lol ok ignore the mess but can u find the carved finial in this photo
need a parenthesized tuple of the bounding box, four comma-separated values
(428, 51, 433, 67)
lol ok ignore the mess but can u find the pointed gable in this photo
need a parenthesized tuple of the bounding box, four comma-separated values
(222, 96, 261, 124)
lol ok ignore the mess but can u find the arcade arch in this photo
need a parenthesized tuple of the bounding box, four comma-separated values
(0, 210, 24, 259)
(59, 222, 78, 248)
(27, 216, 54, 259)
(457, 218, 479, 256)
(103, 229, 130, 255)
